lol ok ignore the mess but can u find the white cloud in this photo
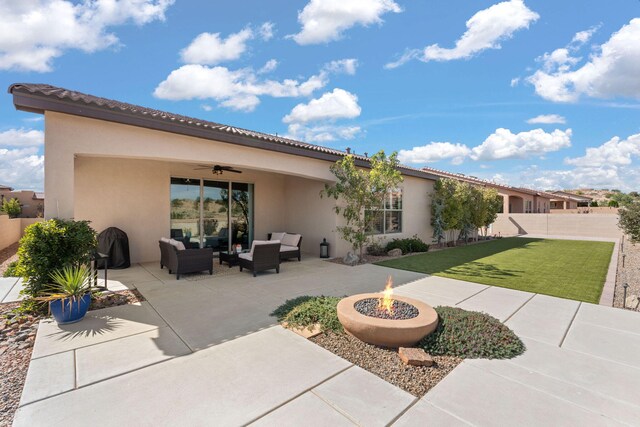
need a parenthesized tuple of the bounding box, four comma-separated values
(510, 77, 520, 87)
(259, 22, 275, 41)
(527, 19, 640, 102)
(570, 24, 600, 45)
(565, 133, 640, 167)
(258, 59, 278, 74)
(154, 58, 357, 112)
(323, 58, 358, 75)
(385, 0, 538, 68)
(291, 0, 401, 45)
(201, 104, 213, 112)
(0, 147, 44, 191)
(0, 0, 173, 72)
(283, 89, 361, 124)
(285, 124, 361, 143)
(0, 129, 44, 147)
(526, 114, 566, 124)
(398, 142, 471, 165)
(471, 128, 572, 160)
(180, 28, 254, 65)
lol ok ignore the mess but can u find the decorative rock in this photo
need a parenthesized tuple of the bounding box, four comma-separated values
(625, 295, 640, 310)
(387, 248, 403, 257)
(343, 252, 360, 266)
(398, 347, 434, 367)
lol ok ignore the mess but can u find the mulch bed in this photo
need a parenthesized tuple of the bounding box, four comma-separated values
(311, 331, 462, 397)
(0, 289, 145, 426)
(0, 242, 19, 277)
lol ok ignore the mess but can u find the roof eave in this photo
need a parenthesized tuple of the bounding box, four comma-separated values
(10, 87, 439, 182)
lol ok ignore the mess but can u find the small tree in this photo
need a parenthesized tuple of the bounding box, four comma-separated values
(322, 151, 403, 259)
(619, 201, 640, 243)
(1, 198, 21, 218)
(608, 200, 619, 208)
(481, 187, 502, 236)
(455, 181, 475, 243)
(590, 200, 599, 207)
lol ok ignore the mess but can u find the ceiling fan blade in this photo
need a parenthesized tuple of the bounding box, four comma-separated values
(193, 167, 212, 170)
(227, 169, 242, 173)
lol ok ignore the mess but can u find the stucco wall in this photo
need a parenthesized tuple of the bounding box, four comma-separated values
(491, 213, 621, 238)
(0, 216, 42, 251)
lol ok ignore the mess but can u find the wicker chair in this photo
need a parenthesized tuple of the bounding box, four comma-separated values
(238, 241, 281, 277)
(159, 240, 214, 280)
(268, 232, 302, 261)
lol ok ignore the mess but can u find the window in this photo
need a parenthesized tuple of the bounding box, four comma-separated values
(525, 200, 533, 213)
(366, 189, 402, 234)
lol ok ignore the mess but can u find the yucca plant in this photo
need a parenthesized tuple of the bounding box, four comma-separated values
(37, 265, 93, 319)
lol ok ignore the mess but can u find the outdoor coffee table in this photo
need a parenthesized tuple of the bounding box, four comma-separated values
(219, 250, 248, 268)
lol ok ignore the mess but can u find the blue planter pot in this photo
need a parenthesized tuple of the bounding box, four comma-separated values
(49, 294, 91, 325)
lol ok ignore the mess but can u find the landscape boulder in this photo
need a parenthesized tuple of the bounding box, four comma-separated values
(343, 252, 360, 266)
(387, 248, 402, 257)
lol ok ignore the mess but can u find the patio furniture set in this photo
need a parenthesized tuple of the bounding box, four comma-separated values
(159, 232, 302, 279)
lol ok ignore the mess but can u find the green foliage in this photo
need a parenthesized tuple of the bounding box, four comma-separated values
(3, 261, 18, 277)
(608, 200, 619, 208)
(431, 179, 502, 244)
(322, 151, 403, 258)
(37, 265, 93, 301)
(590, 200, 599, 207)
(15, 219, 97, 298)
(420, 306, 525, 359)
(619, 201, 640, 243)
(385, 235, 429, 254)
(366, 239, 387, 256)
(1, 198, 21, 218)
(607, 191, 637, 207)
(272, 296, 343, 332)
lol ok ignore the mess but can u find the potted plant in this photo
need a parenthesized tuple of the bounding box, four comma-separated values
(37, 265, 94, 324)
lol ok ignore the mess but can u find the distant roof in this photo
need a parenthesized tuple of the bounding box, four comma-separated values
(549, 191, 592, 202)
(8, 83, 440, 182)
(0, 184, 13, 191)
(33, 192, 44, 200)
(420, 166, 567, 200)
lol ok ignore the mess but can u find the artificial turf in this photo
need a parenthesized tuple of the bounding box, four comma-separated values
(376, 237, 614, 303)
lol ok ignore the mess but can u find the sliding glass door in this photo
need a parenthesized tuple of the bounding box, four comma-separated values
(170, 178, 253, 252)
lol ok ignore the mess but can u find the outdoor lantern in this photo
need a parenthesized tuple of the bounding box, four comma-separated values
(320, 238, 330, 258)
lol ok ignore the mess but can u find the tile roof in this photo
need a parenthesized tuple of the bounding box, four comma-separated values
(9, 83, 440, 180)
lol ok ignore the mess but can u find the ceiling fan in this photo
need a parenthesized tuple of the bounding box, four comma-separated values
(193, 164, 242, 175)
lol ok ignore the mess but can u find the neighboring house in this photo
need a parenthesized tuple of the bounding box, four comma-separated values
(9, 83, 441, 263)
(420, 167, 557, 214)
(549, 191, 592, 209)
(0, 186, 45, 218)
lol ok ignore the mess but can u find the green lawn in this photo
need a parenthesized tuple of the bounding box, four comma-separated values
(376, 237, 614, 303)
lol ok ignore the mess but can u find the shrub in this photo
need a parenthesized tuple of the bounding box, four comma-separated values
(1, 198, 21, 218)
(366, 240, 387, 256)
(271, 296, 343, 333)
(385, 235, 429, 254)
(608, 200, 619, 208)
(15, 219, 97, 298)
(420, 306, 525, 359)
(590, 201, 599, 207)
(3, 261, 18, 277)
(619, 201, 640, 243)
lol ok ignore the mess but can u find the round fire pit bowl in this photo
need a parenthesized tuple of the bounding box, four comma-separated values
(337, 293, 438, 348)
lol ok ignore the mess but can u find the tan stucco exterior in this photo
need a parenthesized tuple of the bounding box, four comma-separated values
(46, 112, 436, 263)
(0, 189, 44, 218)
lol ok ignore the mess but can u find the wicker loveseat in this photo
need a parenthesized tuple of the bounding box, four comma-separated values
(268, 232, 302, 261)
(238, 241, 281, 277)
(159, 239, 214, 280)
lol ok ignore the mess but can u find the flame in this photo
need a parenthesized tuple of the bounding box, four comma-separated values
(378, 276, 394, 314)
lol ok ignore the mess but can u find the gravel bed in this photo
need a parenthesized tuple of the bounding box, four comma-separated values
(0, 242, 19, 277)
(0, 302, 38, 427)
(354, 298, 419, 320)
(311, 331, 462, 397)
(91, 289, 145, 310)
(614, 239, 640, 311)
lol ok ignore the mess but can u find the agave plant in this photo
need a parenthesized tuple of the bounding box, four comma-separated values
(37, 265, 93, 303)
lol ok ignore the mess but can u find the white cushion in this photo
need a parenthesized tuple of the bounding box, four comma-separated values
(249, 240, 273, 256)
(280, 244, 299, 252)
(281, 233, 301, 247)
(160, 237, 170, 243)
(270, 232, 286, 242)
(169, 239, 186, 251)
(238, 253, 252, 261)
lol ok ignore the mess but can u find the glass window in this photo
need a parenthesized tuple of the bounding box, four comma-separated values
(366, 189, 402, 234)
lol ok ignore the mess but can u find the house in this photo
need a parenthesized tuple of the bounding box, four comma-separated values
(0, 185, 44, 218)
(9, 83, 441, 263)
(549, 191, 592, 209)
(420, 167, 557, 214)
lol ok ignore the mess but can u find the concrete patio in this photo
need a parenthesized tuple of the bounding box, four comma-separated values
(11, 259, 640, 426)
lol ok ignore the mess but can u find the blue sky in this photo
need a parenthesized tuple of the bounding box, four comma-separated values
(1, 0, 639, 192)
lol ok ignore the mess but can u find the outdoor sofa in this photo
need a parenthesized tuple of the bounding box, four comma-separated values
(238, 241, 281, 277)
(159, 238, 214, 280)
(268, 232, 302, 261)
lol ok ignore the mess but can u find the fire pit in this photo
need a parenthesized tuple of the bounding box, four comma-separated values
(337, 277, 438, 347)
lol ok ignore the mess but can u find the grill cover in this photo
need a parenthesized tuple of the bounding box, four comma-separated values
(97, 227, 131, 269)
